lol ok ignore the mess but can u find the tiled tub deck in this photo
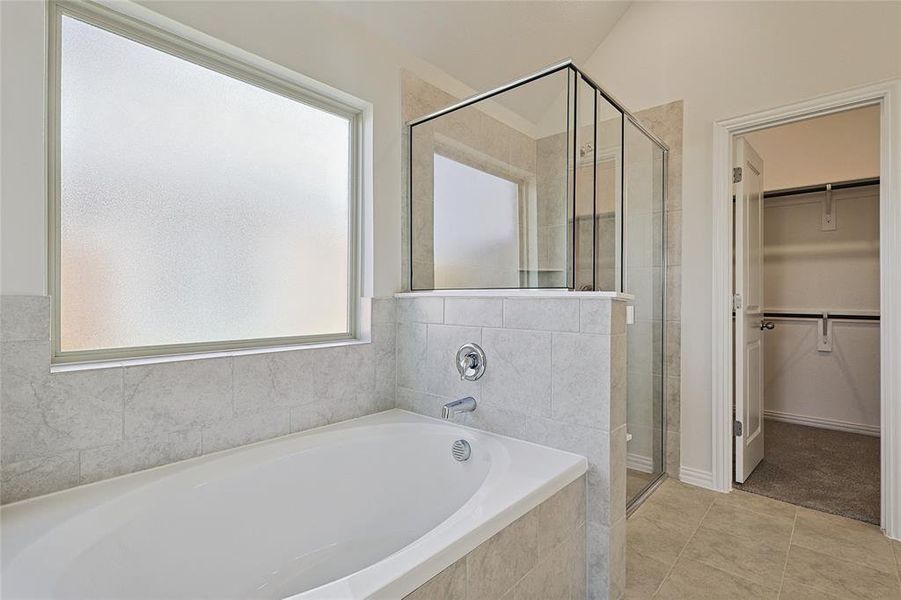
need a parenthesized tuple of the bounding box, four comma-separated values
(406, 476, 587, 600)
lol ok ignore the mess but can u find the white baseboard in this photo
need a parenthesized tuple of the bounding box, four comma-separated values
(764, 410, 880, 437)
(627, 452, 654, 474)
(678, 466, 717, 491)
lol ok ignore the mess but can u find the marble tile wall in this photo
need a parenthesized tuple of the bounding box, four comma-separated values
(0, 295, 397, 504)
(535, 131, 569, 288)
(404, 476, 587, 600)
(395, 293, 628, 600)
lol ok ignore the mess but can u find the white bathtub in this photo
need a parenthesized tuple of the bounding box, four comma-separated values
(1, 409, 586, 599)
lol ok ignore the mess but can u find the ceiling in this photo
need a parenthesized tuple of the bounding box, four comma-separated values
(320, 1, 632, 126)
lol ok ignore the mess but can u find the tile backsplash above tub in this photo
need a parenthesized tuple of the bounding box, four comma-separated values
(393, 290, 631, 600)
(0, 295, 396, 504)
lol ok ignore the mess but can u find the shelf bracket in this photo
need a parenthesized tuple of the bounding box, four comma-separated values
(821, 183, 836, 231)
(817, 312, 834, 352)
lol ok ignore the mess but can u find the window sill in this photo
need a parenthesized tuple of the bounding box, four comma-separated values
(49, 337, 372, 373)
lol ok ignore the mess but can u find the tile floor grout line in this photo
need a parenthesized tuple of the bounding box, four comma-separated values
(680, 495, 794, 596)
(730, 489, 800, 523)
(893, 540, 901, 594)
(634, 485, 898, 599)
(648, 495, 717, 598)
(780, 518, 901, 599)
(788, 507, 900, 575)
(775, 506, 798, 598)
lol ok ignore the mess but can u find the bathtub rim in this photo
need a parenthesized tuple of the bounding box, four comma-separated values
(0, 408, 586, 511)
(1, 409, 589, 599)
(293, 411, 589, 599)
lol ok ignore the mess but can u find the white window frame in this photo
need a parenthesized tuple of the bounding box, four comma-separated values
(47, 0, 366, 365)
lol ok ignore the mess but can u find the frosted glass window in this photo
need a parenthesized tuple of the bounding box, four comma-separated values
(433, 154, 520, 288)
(57, 15, 356, 356)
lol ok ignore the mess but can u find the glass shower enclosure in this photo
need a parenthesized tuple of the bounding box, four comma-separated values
(407, 60, 668, 509)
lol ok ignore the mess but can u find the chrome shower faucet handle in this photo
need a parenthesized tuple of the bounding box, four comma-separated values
(455, 343, 486, 381)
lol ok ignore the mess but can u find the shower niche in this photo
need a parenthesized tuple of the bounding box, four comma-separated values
(407, 61, 669, 508)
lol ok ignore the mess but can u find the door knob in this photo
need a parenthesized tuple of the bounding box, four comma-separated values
(760, 320, 775, 331)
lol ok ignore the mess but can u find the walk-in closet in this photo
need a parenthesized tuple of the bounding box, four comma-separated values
(733, 105, 881, 524)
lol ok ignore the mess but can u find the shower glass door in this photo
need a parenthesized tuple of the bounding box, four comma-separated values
(624, 118, 666, 506)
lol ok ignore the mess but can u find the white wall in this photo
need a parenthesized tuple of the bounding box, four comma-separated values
(0, 1, 47, 295)
(0, 0, 479, 297)
(764, 189, 880, 313)
(744, 105, 881, 191)
(764, 320, 881, 432)
(580, 1, 901, 477)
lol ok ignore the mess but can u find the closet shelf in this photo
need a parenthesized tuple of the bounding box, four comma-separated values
(763, 311, 880, 322)
(763, 176, 879, 199)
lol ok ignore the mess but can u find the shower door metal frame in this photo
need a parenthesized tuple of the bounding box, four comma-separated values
(623, 114, 670, 511)
(407, 59, 670, 294)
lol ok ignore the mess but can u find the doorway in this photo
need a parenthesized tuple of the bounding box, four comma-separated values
(710, 78, 901, 538)
(731, 107, 881, 523)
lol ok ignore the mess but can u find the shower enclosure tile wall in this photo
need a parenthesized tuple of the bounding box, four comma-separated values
(0, 294, 397, 504)
(394, 293, 629, 600)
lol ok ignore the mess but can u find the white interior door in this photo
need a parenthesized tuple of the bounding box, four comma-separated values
(734, 138, 765, 483)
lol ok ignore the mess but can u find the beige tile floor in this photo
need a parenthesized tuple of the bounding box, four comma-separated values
(626, 479, 901, 599)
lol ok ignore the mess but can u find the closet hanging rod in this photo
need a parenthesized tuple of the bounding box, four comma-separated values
(763, 311, 880, 322)
(764, 177, 880, 199)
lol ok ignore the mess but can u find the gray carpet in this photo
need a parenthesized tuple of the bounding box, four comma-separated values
(734, 419, 880, 524)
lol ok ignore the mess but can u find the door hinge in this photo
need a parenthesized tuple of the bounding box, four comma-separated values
(732, 293, 743, 311)
(733, 167, 743, 183)
(734, 420, 743, 437)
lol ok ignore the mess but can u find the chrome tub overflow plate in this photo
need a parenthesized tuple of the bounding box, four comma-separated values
(452, 439, 472, 462)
